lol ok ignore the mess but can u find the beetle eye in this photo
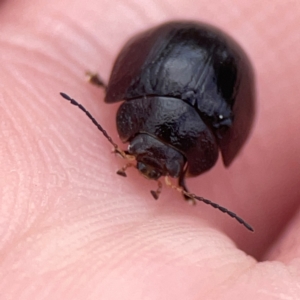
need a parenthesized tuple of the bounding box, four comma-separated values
(149, 169, 161, 179)
(136, 162, 162, 180)
(211, 114, 233, 139)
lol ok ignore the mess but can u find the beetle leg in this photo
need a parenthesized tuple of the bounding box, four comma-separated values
(116, 162, 135, 177)
(150, 180, 163, 200)
(86, 71, 107, 89)
(165, 176, 195, 205)
(113, 148, 135, 161)
(178, 167, 196, 204)
(179, 174, 188, 195)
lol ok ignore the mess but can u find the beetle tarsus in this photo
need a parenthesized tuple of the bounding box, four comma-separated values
(117, 170, 127, 177)
(150, 190, 159, 200)
(150, 180, 163, 200)
(86, 71, 107, 89)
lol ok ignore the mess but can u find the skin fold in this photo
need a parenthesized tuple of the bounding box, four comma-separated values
(0, 0, 300, 299)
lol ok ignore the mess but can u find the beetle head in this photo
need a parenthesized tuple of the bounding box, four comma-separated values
(128, 133, 186, 180)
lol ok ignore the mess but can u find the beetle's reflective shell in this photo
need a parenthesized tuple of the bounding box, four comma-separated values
(105, 21, 255, 180)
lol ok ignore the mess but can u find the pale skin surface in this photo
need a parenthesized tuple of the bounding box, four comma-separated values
(1, 0, 300, 299)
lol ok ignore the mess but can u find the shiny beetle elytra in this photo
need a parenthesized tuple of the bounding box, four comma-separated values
(61, 21, 255, 231)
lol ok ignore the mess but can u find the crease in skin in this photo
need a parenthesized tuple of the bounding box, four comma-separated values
(89, 221, 255, 296)
(257, 290, 296, 300)
(0, 91, 68, 262)
(0, 14, 109, 82)
(0, 94, 38, 254)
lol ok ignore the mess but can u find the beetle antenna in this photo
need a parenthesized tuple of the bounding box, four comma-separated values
(165, 176, 253, 231)
(60, 92, 126, 156)
(186, 193, 253, 231)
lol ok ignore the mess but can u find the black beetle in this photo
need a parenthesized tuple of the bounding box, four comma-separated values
(61, 21, 255, 231)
